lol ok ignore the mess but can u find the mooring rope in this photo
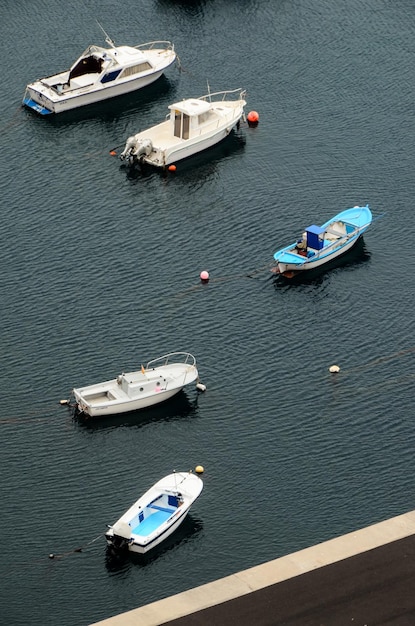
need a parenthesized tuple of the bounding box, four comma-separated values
(48, 533, 104, 561)
(335, 346, 415, 376)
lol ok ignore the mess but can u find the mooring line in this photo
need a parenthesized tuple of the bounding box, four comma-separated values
(48, 533, 104, 561)
(0, 105, 24, 134)
(339, 346, 415, 375)
(0, 412, 57, 425)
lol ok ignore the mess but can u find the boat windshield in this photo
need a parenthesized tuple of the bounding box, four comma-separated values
(69, 55, 103, 80)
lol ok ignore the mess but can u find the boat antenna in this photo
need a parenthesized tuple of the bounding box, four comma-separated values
(207, 80, 212, 101)
(96, 20, 115, 47)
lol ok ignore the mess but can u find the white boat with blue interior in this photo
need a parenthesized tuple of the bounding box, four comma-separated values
(105, 471, 203, 553)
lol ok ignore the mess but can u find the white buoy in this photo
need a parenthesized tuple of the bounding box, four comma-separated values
(59, 399, 69, 405)
(329, 365, 340, 373)
(195, 465, 204, 474)
(196, 382, 207, 392)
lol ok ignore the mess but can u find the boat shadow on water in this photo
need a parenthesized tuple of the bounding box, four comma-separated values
(272, 237, 371, 288)
(74, 390, 200, 431)
(104, 514, 203, 573)
(121, 128, 246, 181)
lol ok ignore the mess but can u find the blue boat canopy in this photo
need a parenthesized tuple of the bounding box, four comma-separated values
(306, 225, 325, 250)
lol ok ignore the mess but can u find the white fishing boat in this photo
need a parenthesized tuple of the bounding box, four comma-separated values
(105, 471, 203, 553)
(272, 205, 372, 278)
(23, 31, 176, 115)
(119, 87, 246, 167)
(72, 352, 202, 417)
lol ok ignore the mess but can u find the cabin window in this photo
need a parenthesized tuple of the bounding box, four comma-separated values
(101, 69, 122, 83)
(198, 112, 210, 125)
(121, 62, 152, 78)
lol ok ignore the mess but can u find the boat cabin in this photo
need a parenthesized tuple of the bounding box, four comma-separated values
(305, 225, 325, 250)
(68, 46, 154, 88)
(168, 99, 213, 140)
(118, 371, 166, 397)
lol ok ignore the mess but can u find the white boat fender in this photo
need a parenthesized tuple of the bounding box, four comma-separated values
(196, 382, 206, 392)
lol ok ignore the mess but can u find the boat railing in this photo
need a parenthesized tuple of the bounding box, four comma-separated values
(134, 41, 175, 52)
(199, 88, 246, 103)
(145, 352, 196, 370)
(191, 119, 225, 138)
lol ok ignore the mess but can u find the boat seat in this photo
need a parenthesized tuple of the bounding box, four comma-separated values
(150, 504, 175, 513)
(69, 74, 99, 89)
(325, 228, 344, 238)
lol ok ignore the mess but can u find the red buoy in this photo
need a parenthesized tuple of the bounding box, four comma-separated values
(247, 110, 259, 126)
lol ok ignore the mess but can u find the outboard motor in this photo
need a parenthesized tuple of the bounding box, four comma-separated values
(106, 520, 132, 550)
(119, 135, 137, 161)
(108, 534, 130, 550)
(120, 136, 153, 165)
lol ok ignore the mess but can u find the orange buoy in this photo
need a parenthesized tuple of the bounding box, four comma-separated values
(247, 110, 259, 126)
(109, 150, 117, 156)
(168, 164, 177, 172)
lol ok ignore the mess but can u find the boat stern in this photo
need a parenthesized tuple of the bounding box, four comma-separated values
(72, 387, 94, 417)
(23, 87, 54, 115)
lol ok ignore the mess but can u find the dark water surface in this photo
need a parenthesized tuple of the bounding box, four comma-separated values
(0, 1, 414, 624)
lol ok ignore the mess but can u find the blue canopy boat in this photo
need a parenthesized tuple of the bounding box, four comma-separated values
(272, 204, 372, 277)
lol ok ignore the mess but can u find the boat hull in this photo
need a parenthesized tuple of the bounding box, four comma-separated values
(146, 116, 243, 167)
(74, 385, 184, 417)
(276, 232, 362, 274)
(111, 508, 190, 554)
(24, 69, 167, 115)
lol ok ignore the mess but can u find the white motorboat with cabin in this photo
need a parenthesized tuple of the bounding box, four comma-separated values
(23, 32, 176, 115)
(119, 88, 247, 167)
(105, 471, 204, 553)
(72, 352, 202, 417)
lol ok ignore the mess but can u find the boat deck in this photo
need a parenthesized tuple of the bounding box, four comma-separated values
(132, 508, 173, 536)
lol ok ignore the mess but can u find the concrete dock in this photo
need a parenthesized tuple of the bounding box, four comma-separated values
(92, 510, 415, 625)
